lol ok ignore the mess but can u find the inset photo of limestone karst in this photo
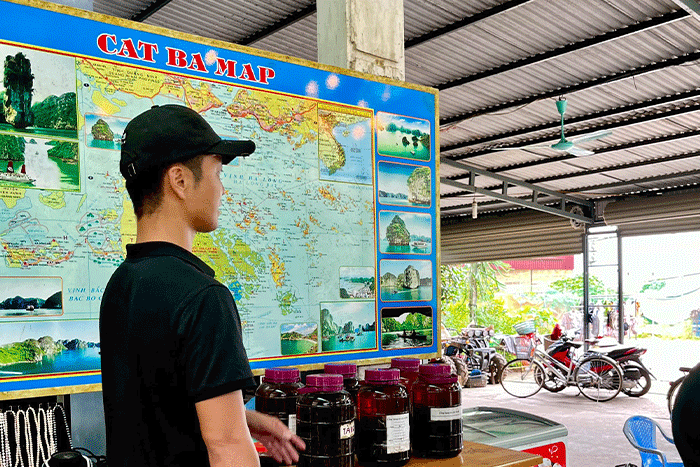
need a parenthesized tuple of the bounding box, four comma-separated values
(0, 44, 80, 190)
(381, 306, 433, 349)
(0, 44, 78, 140)
(0, 276, 63, 318)
(379, 259, 433, 302)
(378, 210, 432, 255)
(377, 161, 431, 208)
(376, 111, 430, 161)
(84, 114, 128, 151)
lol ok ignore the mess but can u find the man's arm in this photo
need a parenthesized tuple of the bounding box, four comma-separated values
(196, 390, 260, 467)
(245, 410, 305, 465)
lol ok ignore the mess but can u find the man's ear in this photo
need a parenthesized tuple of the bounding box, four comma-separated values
(165, 164, 188, 200)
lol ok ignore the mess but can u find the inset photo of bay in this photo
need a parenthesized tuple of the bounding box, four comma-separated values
(376, 112, 430, 161)
(280, 322, 318, 356)
(320, 301, 377, 353)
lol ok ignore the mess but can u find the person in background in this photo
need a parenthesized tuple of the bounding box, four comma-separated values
(672, 362, 700, 466)
(100, 105, 304, 467)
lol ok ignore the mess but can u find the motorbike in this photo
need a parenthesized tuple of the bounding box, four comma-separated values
(545, 335, 653, 397)
(590, 340, 653, 397)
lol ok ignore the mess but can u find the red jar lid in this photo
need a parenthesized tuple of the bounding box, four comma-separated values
(391, 358, 420, 372)
(365, 368, 400, 384)
(264, 367, 300, 384)
(418, 364, 458, 384)
(324, 363, 357, 378)
(306, 374, 344, 391)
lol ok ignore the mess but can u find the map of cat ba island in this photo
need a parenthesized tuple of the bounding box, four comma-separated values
(0, 0, 437, 393)
(0, 48, 376, 374)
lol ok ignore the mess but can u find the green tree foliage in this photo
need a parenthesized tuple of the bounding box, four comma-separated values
(419, 133, 430, 148)
(31, 92, 77, 130)
(47, 141, 78, 161)
(381, 313, 431, 332)
(3, 52, 34, 128)
(0, 134, 25, 162)
(441, 263, 558, 335)
(441, 263, 507, 325)
(386, 122, 398, 132)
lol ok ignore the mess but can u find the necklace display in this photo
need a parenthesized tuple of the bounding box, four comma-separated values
(0, 402, 75, 467)
(1, 409, 12, 467)
(14, 409, 25, 467)
(53, 404, 73, 450)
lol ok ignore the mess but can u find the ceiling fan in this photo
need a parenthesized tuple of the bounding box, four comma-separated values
(494, 97, 612, 157)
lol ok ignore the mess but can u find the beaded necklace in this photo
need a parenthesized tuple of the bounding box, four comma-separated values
(0, 409, 13, 467)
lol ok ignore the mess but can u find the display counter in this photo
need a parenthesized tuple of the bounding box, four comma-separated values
(260, 442, 543, 467)
(406, 440, 542, 467)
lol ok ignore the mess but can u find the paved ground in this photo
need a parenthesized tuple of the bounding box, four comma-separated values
(460, 336, 697, 467)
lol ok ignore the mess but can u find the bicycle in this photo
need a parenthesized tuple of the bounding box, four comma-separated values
(499, 333, 624, 402)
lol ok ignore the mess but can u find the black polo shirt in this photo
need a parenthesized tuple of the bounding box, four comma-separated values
(100, 241, 255, 467)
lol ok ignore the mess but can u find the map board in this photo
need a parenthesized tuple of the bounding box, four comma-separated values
(0, 0, 439, 396)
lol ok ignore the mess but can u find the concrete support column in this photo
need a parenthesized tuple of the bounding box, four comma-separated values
(317, 0, 405, 81)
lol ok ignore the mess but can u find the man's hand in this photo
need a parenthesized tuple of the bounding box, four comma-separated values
(245, 410, 305, 465)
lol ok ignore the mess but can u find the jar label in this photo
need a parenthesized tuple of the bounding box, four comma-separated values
(386, 413, 410, 454)
(340, 420, 355, 439)
(288, 414, 296, 434)
(430, 406, 461, 421)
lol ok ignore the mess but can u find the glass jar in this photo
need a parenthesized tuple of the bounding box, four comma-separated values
(357, 368, 410, 467)
(411, 364, 462, 458)
(390, 358, 420, 398)
(297, 374, 355, 467)
(254, 367, 304, 433)
(324, 362, 361, 405)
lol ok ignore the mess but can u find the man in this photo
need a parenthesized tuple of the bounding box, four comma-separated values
(100, 105, 304, 467)
(672, 362, 700, 466)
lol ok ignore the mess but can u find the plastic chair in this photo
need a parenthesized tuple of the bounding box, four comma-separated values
(623, 415, 683, 467)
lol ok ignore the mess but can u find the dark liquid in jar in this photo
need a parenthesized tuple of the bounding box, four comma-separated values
(357, 384, 410, 467)
(297, 390, 355, 467)
(411, 378, 462, 458)
(255, 381, 302, 429)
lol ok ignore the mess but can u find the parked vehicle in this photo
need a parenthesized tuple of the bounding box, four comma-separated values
(588, 339, 654, 397)
(443, 327, 507, 385)
(499, 333, 624, 402)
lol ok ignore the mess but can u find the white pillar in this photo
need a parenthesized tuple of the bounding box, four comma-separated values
(317, 0, 405, 81)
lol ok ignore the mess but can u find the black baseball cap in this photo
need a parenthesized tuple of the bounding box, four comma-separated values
(120, 104, 255, 183)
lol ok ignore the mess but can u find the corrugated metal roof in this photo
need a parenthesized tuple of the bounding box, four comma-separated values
(90, 0, 700, 221)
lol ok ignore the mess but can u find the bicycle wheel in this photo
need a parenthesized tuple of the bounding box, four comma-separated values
(574, 355, 622, 402)
(668, 377, 684, 418)
(500, 358, 544, 398)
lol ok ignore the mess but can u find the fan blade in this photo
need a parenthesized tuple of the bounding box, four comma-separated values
(566, 146, 594, 157)
(491, 144, 551, 151)
(569, 129, 612, 144)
